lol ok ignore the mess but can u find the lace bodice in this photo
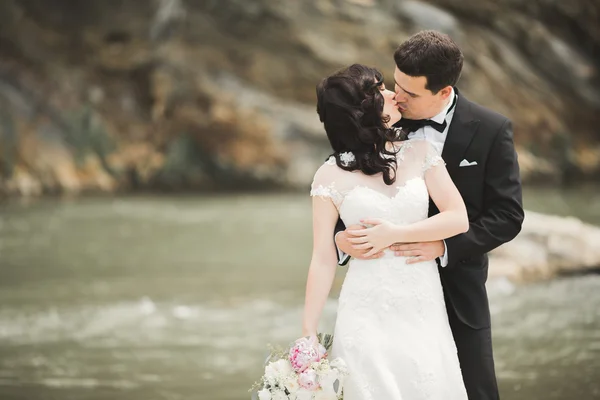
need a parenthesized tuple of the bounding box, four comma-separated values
(310, 139, 444, 227)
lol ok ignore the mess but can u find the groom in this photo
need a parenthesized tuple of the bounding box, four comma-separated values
(335, 30, 524, 399)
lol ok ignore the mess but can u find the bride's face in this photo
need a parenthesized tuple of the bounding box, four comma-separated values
(379, 83, 402, 126)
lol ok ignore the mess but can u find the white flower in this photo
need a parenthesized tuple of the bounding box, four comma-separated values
(314, 390, 338, 400)
(257, 388, 272, 400)
(284, 375, 300, 394)
(264, 358, 292, 385)
(318, 369, 341, 396)
(329, 358, 348, 374)
(271, 389, 288, 400)
(272, 359, 293, 377)
(264, 364, 277, 380)
(294, 388, 313, 400)
(339, 151, 355, 167)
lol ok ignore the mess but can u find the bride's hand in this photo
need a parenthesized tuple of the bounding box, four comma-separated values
(301, 330, 318, 340)
(347, 218, 401, 257)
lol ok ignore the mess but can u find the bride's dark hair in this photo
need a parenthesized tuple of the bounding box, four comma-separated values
(316, 64, 404, 185)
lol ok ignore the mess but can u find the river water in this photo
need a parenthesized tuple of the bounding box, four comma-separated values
(0, 186, 599, 400)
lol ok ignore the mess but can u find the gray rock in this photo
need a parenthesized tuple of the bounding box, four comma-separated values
(397, 1, 460, 35)
(490, 211, 600, 282)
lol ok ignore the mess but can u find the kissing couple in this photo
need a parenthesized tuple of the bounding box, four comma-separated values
(302, 30, 524, 400)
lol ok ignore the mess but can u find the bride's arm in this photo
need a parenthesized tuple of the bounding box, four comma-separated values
(396, 164, 469, 241)
(301, 196, 339, 337)
(349, 164, 468, 255)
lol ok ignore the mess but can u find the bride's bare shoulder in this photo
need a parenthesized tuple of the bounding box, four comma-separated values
(313, 155, 352, 181)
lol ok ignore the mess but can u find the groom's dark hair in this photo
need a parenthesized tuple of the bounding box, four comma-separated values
(394, 30, 463, 94)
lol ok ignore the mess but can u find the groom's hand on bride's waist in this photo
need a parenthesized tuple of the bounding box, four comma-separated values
(336, 224, 385, 260)
(390, 241, 445, 264)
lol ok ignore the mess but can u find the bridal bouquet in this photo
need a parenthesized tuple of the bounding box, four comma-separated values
(250, 333, 348, 400)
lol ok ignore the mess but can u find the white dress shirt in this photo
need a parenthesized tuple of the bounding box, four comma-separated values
(337, 88, 457, 266)
(406, 88, 457, 267)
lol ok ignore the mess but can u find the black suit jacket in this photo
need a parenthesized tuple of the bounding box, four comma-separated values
(432, 91, 524, 329)
(334, 90, 524, 330)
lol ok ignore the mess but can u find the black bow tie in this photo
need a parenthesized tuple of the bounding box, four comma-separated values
(393, 118, 447, 134)
(393, 93, 458, 134)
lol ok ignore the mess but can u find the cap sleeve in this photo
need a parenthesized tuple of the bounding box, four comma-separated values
(422, 142, 445, 173)
(310, 157, 344, 209)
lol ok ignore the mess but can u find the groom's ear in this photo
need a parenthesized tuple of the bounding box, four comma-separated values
(438, 86, 453, 99)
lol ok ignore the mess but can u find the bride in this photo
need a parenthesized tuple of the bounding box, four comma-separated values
(302, 64, 469, 399)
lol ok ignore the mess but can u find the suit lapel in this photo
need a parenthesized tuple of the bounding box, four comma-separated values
(442, 91, 480, 173)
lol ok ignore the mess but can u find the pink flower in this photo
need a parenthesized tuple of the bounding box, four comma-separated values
(298, 368, 319, 391)
(289, 337, 327, 373)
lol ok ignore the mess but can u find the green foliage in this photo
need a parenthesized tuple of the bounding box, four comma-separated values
(317, 332, 334, 352)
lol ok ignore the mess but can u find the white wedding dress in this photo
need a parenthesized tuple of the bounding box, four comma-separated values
(310, 139, 467, 400)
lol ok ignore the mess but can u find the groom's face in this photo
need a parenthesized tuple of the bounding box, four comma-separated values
(393, 67, 449, 120)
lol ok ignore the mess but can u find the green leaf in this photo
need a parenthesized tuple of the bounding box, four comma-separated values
(318, 332, 335, 351)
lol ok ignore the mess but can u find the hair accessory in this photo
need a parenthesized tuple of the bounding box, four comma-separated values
(339, 152, 356, 167)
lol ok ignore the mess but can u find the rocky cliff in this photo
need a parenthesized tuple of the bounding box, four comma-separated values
(0, 0, 598, 196)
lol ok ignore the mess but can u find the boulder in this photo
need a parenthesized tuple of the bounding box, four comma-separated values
(490, 211, 600, 282)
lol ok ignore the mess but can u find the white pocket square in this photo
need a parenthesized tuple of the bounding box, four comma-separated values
(459, 159, 478, 167)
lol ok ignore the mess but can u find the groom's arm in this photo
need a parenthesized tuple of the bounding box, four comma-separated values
(334, 218, 351, 266)
(445, 120, 524, 268)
